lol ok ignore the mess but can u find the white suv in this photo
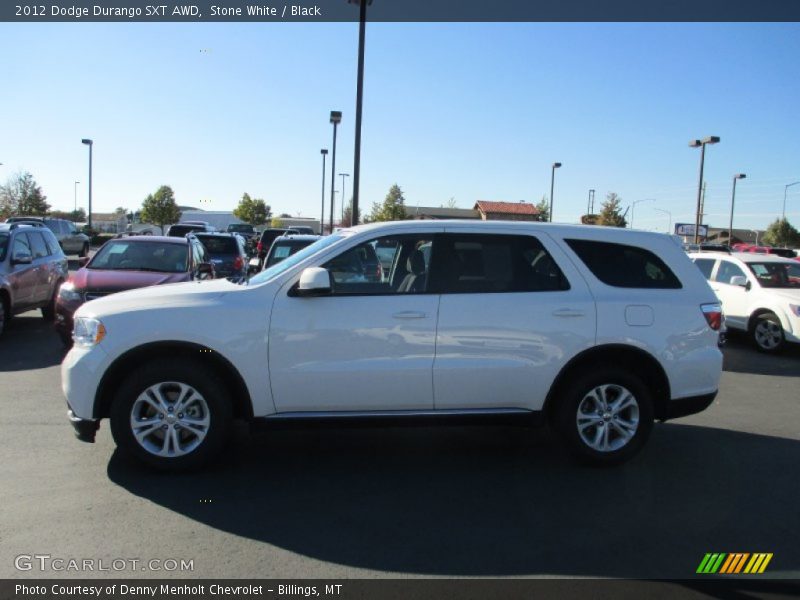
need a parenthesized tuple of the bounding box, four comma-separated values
(62, 221, 723, 470)
(689, 251, 800, 353)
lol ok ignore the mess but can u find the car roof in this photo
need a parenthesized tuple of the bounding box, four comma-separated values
(194, 232, 238, 238)
(108, 235, 188, 245)
(689, 251, 796, 265)
(274, 235, 321, 242)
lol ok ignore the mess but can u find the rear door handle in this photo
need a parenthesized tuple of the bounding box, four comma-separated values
(392, 311, 427, 319)
(552, 309, 585, 318)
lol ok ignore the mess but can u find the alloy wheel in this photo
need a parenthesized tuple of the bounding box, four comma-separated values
(576, 384, 640, 452)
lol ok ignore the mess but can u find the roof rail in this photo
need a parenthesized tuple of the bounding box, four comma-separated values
(9, 221, 46, 230)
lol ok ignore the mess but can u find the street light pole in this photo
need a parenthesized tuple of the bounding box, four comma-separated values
(630, 199, 655, 229)
(339, 173, 350, 225)
(728, 173, 746, 246)
(549, 162, 562, 222)
(654, 208, 672, 233)
(349, 0, 370, 226)
(319, 149, 328, 234)
(74, 181, 80, 213)
(81, 139, 93, 231)
(783, 181, 800, 221)
(329, 111, 342, 235)
(689, 136, 720, 244)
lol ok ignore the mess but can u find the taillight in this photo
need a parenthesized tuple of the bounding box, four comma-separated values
(257, 242, 263, 253)
(233, 256, 243, 271)
(701, 303, 723, 331)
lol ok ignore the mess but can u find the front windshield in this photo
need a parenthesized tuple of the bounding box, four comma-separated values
(89, 241, 188, 273)
(0, 233, 8, 262)
(747, 262, 800, 289)
(249, 233, 347, 285)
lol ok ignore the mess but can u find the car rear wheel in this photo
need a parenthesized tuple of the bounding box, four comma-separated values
(78, 243, 89, 258)
(0, 299, 7, 338)
(110, 360, 233, 471)
(555, 367, 654, 466)
(751, 312, 785, 353)
(41, 283, 60, 321)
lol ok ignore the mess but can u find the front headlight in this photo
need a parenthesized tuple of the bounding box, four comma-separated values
(73, 317, 106, 347)
(58, 282, 82, 302)
(790, 304, 800, 318)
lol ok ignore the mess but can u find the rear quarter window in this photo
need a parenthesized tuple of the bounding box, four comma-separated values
(566, 239, 682, 289)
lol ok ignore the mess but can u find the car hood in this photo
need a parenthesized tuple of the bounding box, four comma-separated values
(770, 289, 800, 303)
(71, 268, 188, 291)
(74, 278, 241, 319)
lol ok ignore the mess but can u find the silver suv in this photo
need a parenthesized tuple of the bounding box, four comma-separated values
(0, 222, 68, 337)
(5, 216, 91, 257)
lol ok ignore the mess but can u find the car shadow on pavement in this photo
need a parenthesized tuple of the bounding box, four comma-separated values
(723, 333, 800, 377)
(107, 422, 799, 578)
(0, 313, 65, 372)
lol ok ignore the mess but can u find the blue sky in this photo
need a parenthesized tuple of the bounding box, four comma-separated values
(1, 22, 799, 231)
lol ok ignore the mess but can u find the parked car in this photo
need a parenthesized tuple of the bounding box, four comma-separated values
(285, 225, 316, 235)
(263, 234, 321, 269)
(62, 221, 723, 471)
(226, 223, 257, 253)
(255, 228, 299, 268)
(689, 251, 800, 353)
(682, 243, 730, 254)
(166, 222, 215, 237)
(55, 235, 215, 345)
(5, 216, 91, 257)
(194, 233, 247, 280)
(0, 222, 68, 337)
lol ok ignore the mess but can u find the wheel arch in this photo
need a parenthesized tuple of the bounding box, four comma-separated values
(543, 344, 672, 422)
(94, 341, 253, 421)
(747, 307, 790, 332)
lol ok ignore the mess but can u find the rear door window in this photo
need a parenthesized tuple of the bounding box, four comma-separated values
(714, 260, 747, 285)
(431, 234, 569, 294)
(693, 258, 716, 280)
(27, 232, 49, 258)
(566, 239, 682, 289)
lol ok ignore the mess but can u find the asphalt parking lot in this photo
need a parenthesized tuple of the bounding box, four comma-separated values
(1, 275, 798, 580)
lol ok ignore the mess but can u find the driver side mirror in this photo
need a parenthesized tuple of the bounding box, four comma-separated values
(730, 275, 750, 290)
(294, 267, 332, 297)
(11, 252, 33, 266)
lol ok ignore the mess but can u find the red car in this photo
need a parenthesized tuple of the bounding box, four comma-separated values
(55, 235, 214, 344)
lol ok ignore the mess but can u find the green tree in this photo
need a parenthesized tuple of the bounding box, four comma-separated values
(440, 197, 458, 209)
(0, 171, 50, 218)
(140, 185, 181, 231)
(270, 217, 284, 228)
(233, 193, 271, 226)
(597, 193, 627, 227)
(367, 184, 407, 223)
(535, 195, 550, 222)
(762, 218, 800, 247)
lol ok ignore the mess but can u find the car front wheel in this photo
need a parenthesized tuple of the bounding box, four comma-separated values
(751, 312, 785, 353)
(556, 367, 654, 466)
(110, 360, 232, 470)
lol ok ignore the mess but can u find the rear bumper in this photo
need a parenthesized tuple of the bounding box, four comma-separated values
(68, 409, 99, 443)
(661, 391, 717, 421)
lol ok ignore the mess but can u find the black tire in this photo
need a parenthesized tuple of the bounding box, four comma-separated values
(41, 282, 60, 321)
(555, 367, 654, 467)
(78, 243, 89, 258)
(110, 359, 233, 471)
(751, 312, 785, 354)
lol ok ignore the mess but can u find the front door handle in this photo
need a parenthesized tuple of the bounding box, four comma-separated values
(552, 309, 585, 318)
(392, 311, 427, 319)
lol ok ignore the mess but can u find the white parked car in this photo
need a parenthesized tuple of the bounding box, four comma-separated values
(62, 221, 723, 470)
(689, 251, 800, 353)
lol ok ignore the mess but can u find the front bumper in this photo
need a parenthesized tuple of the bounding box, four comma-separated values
(68, 409, 99, 443)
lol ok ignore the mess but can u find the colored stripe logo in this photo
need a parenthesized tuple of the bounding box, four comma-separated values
(697, 553, 773, 574)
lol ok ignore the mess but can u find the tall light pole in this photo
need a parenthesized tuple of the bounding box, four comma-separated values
(728, 173, 747, 246)
(73, 181, 80, 213)
(339, 173, 350, 225)
(630, 198, 655, 229)
(587, 189, 595, 216)
(81, 139, 93, 231)
(349, 0, 371, 226)
(750, 229, 760, 246)
(320, 149, 328, 234)
(329, 111, 342, 235)
(783, 181, 800, 221)
(654, 208, 672, 233)
(549, 162, 562, 222)
(689, 136, 720, 243)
